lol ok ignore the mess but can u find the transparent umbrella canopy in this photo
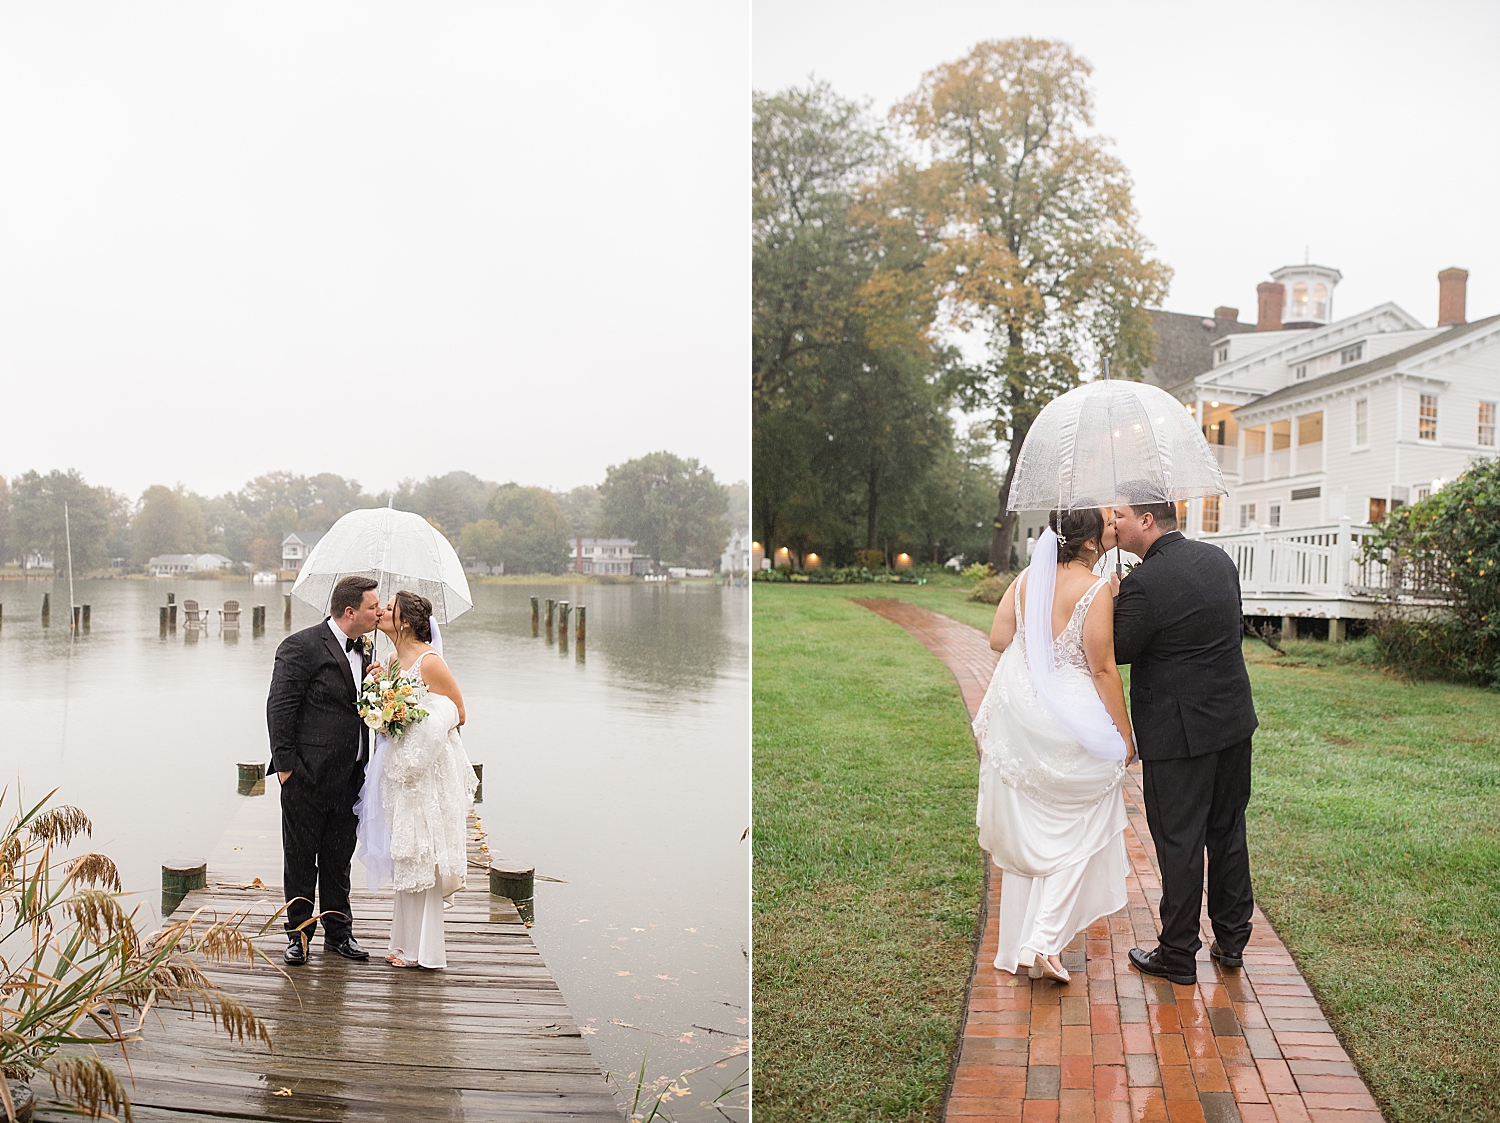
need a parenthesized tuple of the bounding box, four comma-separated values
(290, 507, 473, 624)
(1008, 378, 1226, 513)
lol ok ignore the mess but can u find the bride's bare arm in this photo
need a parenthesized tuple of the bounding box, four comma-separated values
(1082, 590, 1136, 763)
(420, 656, 466, 726)
(989, 573, 1023, 652)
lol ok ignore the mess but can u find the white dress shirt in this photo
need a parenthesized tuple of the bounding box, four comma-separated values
(328, 617, 366, 691)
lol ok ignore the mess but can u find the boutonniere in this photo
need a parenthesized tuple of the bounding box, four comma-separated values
(361, 635, 374, 656)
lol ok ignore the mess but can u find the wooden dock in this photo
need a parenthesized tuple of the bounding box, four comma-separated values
(35, 795, 617, 1122)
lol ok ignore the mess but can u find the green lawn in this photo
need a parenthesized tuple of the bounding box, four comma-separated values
(753, 585, 983, 1122)
(753, 587, 1500, 1122)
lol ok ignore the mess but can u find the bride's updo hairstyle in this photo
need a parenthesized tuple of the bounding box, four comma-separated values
(393, 590, 435, 643)
(1047, 508, 1105, 565)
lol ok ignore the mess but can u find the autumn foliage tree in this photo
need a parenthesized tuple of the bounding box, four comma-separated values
(894, 39, 1171, 566)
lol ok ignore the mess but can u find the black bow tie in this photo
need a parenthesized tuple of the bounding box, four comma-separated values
(346, 636, 362, 652)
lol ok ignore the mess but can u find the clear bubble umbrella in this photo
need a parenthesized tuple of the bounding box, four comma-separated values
(290, 507, 473, 624)
(1007, 376, 1226, 514)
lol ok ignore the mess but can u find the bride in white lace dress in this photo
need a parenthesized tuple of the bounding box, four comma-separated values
(356, 590, 478, 969)
(973, 507, 1136, 982)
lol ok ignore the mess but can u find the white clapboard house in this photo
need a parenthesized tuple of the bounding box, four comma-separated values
(1141, 264, 1498, 634)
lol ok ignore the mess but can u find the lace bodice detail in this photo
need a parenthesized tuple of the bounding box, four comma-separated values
(1016, 574, 1110, 676)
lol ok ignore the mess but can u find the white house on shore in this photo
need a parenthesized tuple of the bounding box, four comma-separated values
(148, 553, 233, 577)
(281, 531, 325, 573)
(721, 528, 752, 573)
(568, 537, 652, 575)
(1143, 265, 1498, 632)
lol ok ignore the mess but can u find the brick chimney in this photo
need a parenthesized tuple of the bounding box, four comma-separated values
(1256, 282, 1284, 331)
(1214, 306, 1240, 322)
(1438, 267, 1468, 326)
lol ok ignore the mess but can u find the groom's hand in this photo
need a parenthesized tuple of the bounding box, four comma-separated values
(278, 770, 292, 783)
(1109, 572, 1122, 597)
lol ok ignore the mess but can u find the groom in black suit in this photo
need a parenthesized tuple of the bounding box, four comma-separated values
(266, 575, 383, 966)
(1112, 501, 1258, 986)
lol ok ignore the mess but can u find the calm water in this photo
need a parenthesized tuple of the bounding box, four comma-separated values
(0, 576, 748, 1118)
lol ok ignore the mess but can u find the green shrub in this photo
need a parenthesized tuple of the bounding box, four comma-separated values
(1361, 457, 1500, 687)
(959, 562, 993, 585)
(967, 571, 1016, 604)
(853, 549, 886, 571)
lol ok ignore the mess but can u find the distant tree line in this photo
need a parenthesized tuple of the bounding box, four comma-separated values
(754, 39, 1170, 568)
(0, 451, 742, 578)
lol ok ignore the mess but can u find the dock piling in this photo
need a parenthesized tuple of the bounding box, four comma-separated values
(236, 762, 267, 797)
(168, 604, 177, 631)
(489, 860, 535, 923)
(472, 762, 483, 803)
(160, 606, 169, 635)
(530, 596, 539, 636)
(41, 593, 49, 627)
(71, 606, 81, 631)
(576, 604, 586, 643)
(283, 594, 292, 629)
(161, 861, 207, 915)
(82, 604, 91, 630)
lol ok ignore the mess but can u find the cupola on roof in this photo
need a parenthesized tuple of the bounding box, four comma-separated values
(1269, 263, 1342, 328)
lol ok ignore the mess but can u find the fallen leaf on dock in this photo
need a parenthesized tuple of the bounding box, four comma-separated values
(616, 970, 630, 976)
(580, 1025, 597, 1034)
(272, 1088, 293, 1097)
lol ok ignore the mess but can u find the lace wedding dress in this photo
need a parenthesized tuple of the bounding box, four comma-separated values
(973, 574, 1128, 972)
(355, 651, 477, 968)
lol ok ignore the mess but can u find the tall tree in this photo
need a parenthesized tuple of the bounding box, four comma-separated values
(9, 470, 110, 577)
(484, 484, 569, 574)
(132, 486, 207, 563)
(598, 452, 729, 569)
(754, 82, 948, 555)
(0, 475, 10, 564)
(396, 472, 497, 542)
(894, 39, 1171, 565)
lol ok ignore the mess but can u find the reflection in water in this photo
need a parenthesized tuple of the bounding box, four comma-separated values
(0, 575, 747, 1122)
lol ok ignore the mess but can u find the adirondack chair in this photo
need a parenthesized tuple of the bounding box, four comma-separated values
(181, 599, 205, 628)
(220, 600, 242, 630)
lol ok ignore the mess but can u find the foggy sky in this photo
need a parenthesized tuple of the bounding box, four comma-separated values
(0, 4, 749, 502)
(753, 1, 1500, 335)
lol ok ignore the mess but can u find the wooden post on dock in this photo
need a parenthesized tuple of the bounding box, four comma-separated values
(472, 762, 483, 803)
(82, 604, 91, 630)
(558, 601, 570, 635)
(161, 861, 207, 915)
(284, 594, 292, 629)
(252, 604, 265, 633)
(530, 596, 539, 636)
(489, 861, 534, 904)
(237, 762, 267, 796)
(576, 604, 586, 643)
(167, 592, 175, 605)
(41, 593, 49, 627)
(168, 604, 177, 631)
(160, 606, 169, 635)
(545, 598, 555, 638)
(71, 605, 81, 631)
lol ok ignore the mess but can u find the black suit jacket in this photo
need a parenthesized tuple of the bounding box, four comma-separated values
(266, 619, 371, 798)
(1113, 532, 1257, 760)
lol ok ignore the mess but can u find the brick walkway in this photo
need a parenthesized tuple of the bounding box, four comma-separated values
(853, 599, 1384, 1123)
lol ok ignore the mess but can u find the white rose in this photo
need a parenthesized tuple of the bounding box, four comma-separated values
(364, 713, 382, 729)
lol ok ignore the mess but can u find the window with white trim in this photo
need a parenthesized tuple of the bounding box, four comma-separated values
(1269, 503, 1282, 528)
(1340, 343, 1364, 365)
(1294, 364, 1308, 380)
(1418, 393, 1438, 441)
(1215, 345, 1229, 364)
(1202, 496, 1220, 533)
(1480, 401, 1496, 448)
(1354, 398, 1368, 447)
(1239, 502, 1257, 529)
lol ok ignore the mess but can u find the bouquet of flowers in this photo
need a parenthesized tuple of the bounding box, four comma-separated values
(357, 657, 429, 738)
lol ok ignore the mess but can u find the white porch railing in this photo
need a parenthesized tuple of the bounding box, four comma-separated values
(1201, 518, 1395, 599)
(1209, 444, 1237, 473)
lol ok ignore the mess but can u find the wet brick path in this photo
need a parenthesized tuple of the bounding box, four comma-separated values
(853, 598, 1384, 1123)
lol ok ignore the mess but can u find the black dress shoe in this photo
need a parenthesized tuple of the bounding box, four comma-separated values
(283, 935, 308, 966)
(326, 935, 370, 961)
(1209, 941, 1244, 969)
(1128, 946, 1197, 986)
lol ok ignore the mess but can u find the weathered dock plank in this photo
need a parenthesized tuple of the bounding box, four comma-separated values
(35, 799, 616, 1121)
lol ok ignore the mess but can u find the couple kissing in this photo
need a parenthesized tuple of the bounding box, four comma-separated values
(265, 575, 477, 970)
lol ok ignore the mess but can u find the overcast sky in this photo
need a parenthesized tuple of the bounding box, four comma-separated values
(754, 0, 1500, 332)
(1, 4, 749, 502)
